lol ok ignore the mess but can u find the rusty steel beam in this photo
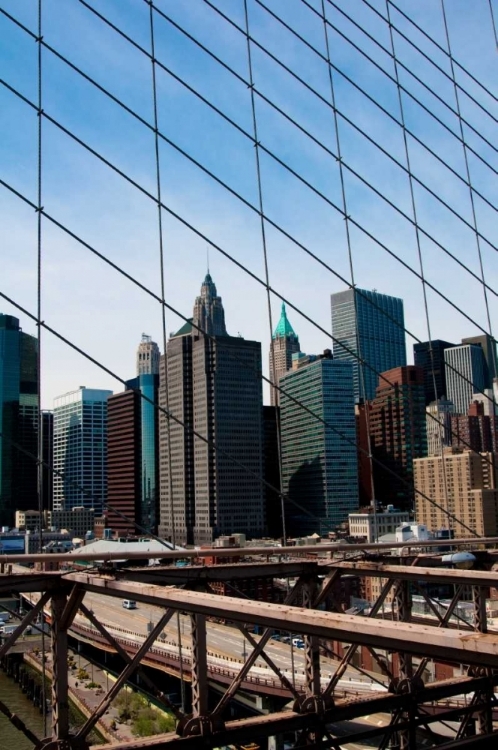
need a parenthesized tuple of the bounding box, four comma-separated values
(117, 560, 322, 584)
(89, 676, 494, 750)
(0, 590, 51, 660)
(330, 560, 498, 587)
(0, 571, 63, 594)
(1, 535, 497, 565)
(51, 591, 70, 741)
(76, 609, 175, 740)
(63, 573, 498, 668)
(78, 602, 183, 720)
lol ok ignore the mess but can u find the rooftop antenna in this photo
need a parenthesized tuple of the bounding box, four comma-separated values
(207, 245, 210, 274)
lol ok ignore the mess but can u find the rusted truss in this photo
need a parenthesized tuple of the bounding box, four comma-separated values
(1, 553, 498, 749)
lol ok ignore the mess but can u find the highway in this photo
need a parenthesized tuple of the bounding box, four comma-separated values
(21, 588, 386, 697)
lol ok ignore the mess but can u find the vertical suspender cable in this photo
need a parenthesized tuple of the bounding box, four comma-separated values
(441, 0, 496, 368)
(243, 0, 286, 545)
(489, 0, 498, 49)
(36, 0, 47, 735)
(386, 1, 452, 532)
(320, 0, 378, 535)
(148, 0, 185, 714)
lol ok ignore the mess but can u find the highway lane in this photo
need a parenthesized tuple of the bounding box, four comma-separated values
(21, 587, 386, 694)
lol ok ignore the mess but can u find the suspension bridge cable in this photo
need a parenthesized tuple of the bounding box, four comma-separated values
(0, 291, 479, 539)
(148, 1, 186, 712)
(4, 4, 496, 299)
(257, 0, 498, 171)
(2, 172, 493, 485)
(385, 0, 452, 533)
(319, 0, 377, 527)
(326, 0, 498, 129)
(3, 75, 495, 373)
(35, 0, 47, 735)
(361, 0, 498, 123)
(441, 0, 495, 354)
(225, 0, 497, 211)
(147, 0, 175, 547)
(147, 1, 498, 218)
(490, 0, 498, 49)
(388, 0, 497, 101)
(243, 0, 286, 545)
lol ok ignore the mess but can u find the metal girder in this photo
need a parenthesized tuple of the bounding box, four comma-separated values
(51, 591, 70, 741)
(3, 535, 498, 566)
(323, 577, 394, 697)
(330, 560, 498, 587)
(0, 571, 62, 594)
(0, 589, 51, 660)
(78, 602, 183, 720)
(119, 560, 321, 585)
(211, 573, 303, 716)
(302, 578, 320, 699)
(88, 676, 494, 750)
(63, 572, 498, 668)
(190, 613, 207, 717)
(75, 609, 175, 741)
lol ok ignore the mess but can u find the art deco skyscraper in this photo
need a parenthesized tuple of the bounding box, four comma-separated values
(269, 303, 300, 406)
(159, 274, 264, 545)
(192, 273, 227, 337)
(136, 333, 160, 376)
(331, 288, 406, 402)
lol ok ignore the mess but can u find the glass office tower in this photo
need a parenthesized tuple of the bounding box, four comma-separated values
(331, 288, 406, 402)
(280, 351, 358, 536)
(0, 314, 38, 527)
(125, 373, 159, 533)
(53, 387, 112, 514)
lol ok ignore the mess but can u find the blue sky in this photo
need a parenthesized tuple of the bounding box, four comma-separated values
(0, 0, 497, 407)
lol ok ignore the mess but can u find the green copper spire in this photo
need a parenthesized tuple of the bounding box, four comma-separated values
(273, 302, 297, 339)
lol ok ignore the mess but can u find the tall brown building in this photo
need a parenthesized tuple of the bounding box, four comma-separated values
(450, 400, 498, 454)
(368, 366, 426, 510)
(107, 389, 141, 536)
(414, 449, 498, 537)
(159, 275, 265, 546)
(269, 303, 300, 406)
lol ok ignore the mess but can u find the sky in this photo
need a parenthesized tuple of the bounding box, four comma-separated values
(0, 0, 497, 408)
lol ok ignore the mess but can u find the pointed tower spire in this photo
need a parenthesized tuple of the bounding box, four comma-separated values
(273, 302, 297, 339)
(270, 302, 300, 406)
(192, 273, 228, 336)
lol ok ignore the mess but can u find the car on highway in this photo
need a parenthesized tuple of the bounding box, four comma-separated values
(122, 599, 137, 610)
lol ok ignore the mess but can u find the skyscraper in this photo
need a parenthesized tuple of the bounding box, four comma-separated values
(41, 410, 54, 512)
(159, 275, 265, 545)
(106, 335, 161, 535)
(0, 314, 38, 527)
(269, 303, 300, 406)
(136, 333, 160, 376)
(461, 334, 497, 389)
(426, 398, 454, 456)
(107, 389, 141, 536)
(280, 350, 358, 536)
(126, 371, 159, 533)
(192, 272, 227, 336)
(413, 340, 455, 405)
(368, 366, 426, 511)
(53, 387, 112, 514)
(445, 344, 486, 415)
(331, 288, 406, 402)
